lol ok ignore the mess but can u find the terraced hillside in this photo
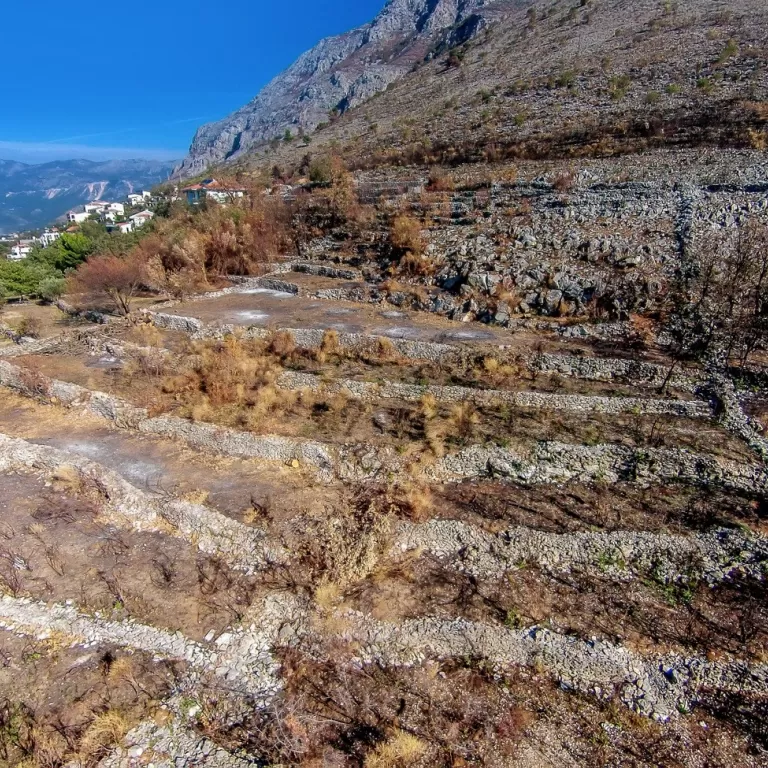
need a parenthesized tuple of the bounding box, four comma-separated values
(1, 162, 767, 764)
(1, 0, 767, 761)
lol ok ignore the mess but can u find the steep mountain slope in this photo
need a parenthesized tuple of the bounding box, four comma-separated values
(0, 158, 176, 233)
(174, 0, 522, 177)
(181, 0, 767, 179)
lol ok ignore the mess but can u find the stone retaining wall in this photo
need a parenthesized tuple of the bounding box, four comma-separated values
(277, 370, 711, 418)
(396, 520, 768, 584)
(0, 594, 284, 702)
(0, 432, 283, 572)
(289, 262, 362, 280)
(344, 610, 767, 722)
(430, 441, 768, 496)
(532, 353, 698, 392)
(1, 359, 763, 494)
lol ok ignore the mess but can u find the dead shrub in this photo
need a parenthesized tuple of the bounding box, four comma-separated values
(398, 251, 436, 277)
(17, 316, 43, 339)
(390, 215, 424, 257)
(320, 329, 341, 356)
(552, 170, 576, 193)
(195, 336, 278, 407)
(426, 169, 455, 192)
(299, 495, 394, 589)
(17, 367, 50, 398)
(375, 337, 399, 362)
(448, 401, 480, 443)
(393, 481, 434, 522)
(127, 322, 163, 348)
(70, 253, 146, 316)
(268, 330, 297, 359)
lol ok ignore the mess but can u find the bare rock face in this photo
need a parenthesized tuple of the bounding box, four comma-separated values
(173, 0, 503, 177)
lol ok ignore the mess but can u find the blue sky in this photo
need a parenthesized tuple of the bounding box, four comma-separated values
(0, 0, 383, 164)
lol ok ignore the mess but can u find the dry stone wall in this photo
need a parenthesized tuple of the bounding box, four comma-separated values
(396, 520, 768, 584)
(0, 432, 282, 572)
(277, 370, 711, 418)
(430, 441, 768, 496)
(343, 609, 768, 722)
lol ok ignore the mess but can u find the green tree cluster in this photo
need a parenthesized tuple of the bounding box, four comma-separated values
(0, 221, 148, 299)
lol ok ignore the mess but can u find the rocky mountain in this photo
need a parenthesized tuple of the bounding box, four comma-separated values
(178, 0, 767, 181)
(174, 0, 518, 177)
(0, 158, 176, 234)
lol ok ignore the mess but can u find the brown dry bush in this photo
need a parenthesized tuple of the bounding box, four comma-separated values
(17, 317, 43, 339)
(552, 170, 577, 193)
(426, 168, 455, 192)
(69, 253, 146, 316)
(267, 330, 297, 359)
(165, 336, 302, 432)
(448, 401, 480, 444)
(389, 215, 424, 257)
(297, 493, 395, 591)
(17, 367, 51, 399)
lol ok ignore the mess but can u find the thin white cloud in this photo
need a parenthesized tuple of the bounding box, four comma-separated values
(47, 117, 211, 145)
(0, 140, 184, 164)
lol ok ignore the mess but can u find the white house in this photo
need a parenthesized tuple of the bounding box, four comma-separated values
(39, 230, 61, 247)
(106, 220, 134, 234)
(129, 210, 154, 228)
(127, 191, 152, 206)
(9, 240, 35, 260)
(67, 210, 90, 223)
(84, 201, 125, 218)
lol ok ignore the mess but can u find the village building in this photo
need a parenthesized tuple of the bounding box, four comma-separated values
(38, 229, 61, 247)
(9, 240, 35, 260)
(106, 220, 134, 234)
(127, 191, 152, 206)
(129, 210, 154, 228)
(182, 178, 246, 205)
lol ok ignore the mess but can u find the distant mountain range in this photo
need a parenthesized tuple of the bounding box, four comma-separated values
(0, 158, 177, 234)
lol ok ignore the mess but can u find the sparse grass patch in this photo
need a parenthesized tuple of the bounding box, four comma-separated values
(365, 730, 427, 768)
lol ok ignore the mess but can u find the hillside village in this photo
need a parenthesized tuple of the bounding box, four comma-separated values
(0, 0, 767, 767)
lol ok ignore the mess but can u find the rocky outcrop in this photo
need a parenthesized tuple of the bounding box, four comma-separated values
(174, 0, 500, 176)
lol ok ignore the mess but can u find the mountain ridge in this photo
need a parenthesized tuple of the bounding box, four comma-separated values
(0, 158, 176, 233)
(173, 0, 516, 177)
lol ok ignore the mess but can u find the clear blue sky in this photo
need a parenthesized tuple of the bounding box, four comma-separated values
(0, 0, 384, 164)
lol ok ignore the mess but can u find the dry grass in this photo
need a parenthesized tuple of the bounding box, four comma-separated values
(180, 488, 210, 505)
(268, 330, 297, 359)
(78, 711, 129, 761)
(448, 401, 480, 443)
(50, 465, 84, 496)
(314, 579, 343, 612)
(395, 481, 434, 522)
(365, 730, 428, 768)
